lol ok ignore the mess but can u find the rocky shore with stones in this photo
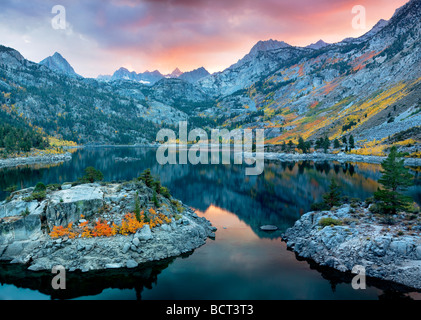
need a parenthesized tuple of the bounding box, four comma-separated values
(0, 179, 216, 272)
(244, 151, 421, 166)
(0, 152, 73, 169)
(283, 203, 421, 290)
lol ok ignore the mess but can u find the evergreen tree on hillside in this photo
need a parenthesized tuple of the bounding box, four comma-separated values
(374, 146, 414, 214)
(349, 135, 355, 150)
(297, 136, 311, 154)
(322, 136, 330, 153)
(139, 168, 154, 188)
(134, 192, 141, 222)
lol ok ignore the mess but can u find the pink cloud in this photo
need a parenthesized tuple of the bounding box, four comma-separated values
(0, 0, 409, 77)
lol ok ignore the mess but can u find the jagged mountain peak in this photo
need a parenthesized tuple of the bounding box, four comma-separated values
(391, 0, 420, 19)
(178, 67, 210, 83)
(306, 39, 329, 50)
(108, 67, 164, 84)
(167, 68, 184, 78)
(116, 67, 130, 72)
(39, 52, 79, 77)
(250, 39, 291, 55)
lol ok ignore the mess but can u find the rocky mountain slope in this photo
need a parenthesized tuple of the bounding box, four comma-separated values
(0, 0, 420, 146)
(199, 0, 421, 145)
(0, 46, 214, 144)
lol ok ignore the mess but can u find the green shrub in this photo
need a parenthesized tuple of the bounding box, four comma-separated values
(318, 217, 343, 228)
(161, 187, 171, 199)
(4, 185, 17, 193)
(21, 207, 30, 217)
(24, 190, 46, 202)
(311, 202, 329, 211)
(46, 183, 62, 191)
(369, 204, 381, 214)
(365, 197, 374, 206)
(171, 200, 184, 213)
(79, 167, 104, 183)
(34, 182, 46, 193)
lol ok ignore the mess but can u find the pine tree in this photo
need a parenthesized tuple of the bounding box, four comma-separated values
(322, 136, 330, 153)
(334, 139, 341, 149)
(349, 135, 355, 150)
(153, 179, 162, 194)
(281, 141, 286, 151)
(152, 190, 160, 208)
(139, 168, 154, 188)
(134, 192, 141, 222)
(374, 146, 414, 214)
(80, 167, 104, 183)
(323, 179, 342, 208)
(297, 136, 310, 153)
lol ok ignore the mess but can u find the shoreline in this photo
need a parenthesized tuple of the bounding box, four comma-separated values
(2, 146, 420, 171)
(247, 151, 421, 166)
(283, 204, 421, 290)
(0, 152, 73, 169)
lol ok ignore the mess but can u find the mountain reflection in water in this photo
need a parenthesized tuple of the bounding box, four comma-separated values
(0, 147, 420, 299)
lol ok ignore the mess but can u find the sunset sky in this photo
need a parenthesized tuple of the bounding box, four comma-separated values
(0, 0, 409, 78)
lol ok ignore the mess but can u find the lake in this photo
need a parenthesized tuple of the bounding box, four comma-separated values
(0, 147, 420, 300)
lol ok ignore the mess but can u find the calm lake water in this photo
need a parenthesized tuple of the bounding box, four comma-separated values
(0, 147, 420, 300)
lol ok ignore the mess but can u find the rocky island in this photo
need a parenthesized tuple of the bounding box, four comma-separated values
(0, 175, 216, 273)
(284, 203, 421, 290)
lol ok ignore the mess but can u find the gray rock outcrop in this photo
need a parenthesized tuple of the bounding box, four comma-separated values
(0, 180, 216, 272)
(284, 204, 421, 289)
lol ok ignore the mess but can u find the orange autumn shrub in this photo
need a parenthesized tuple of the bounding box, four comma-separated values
(120, 213, 145, 236)
(50, 209, 174, 239)
(49, 223, 78, 239)
(92, 219, 114, 237)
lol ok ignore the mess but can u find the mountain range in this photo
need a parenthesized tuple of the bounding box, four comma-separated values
(96, 66, 210, 85)
(0, 0, 420, 146)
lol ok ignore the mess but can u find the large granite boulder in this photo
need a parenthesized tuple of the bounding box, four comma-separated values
(46, 184, 105, 228)
(0, 215, 42, 245)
